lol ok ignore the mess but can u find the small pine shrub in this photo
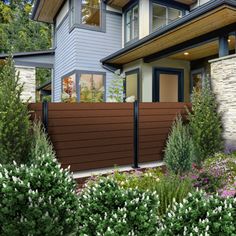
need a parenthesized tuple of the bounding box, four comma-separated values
(30, 121, 55, 162)
(188, 78, 223, 165)
(77, 177, 160, 235)
(0, 56, 31, 164)
(159, 190, 236, 236)
(164, 115, 194, 175)
(0, 154, 79, 236)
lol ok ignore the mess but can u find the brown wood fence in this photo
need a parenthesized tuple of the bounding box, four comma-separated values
(28, 102, 190, 172)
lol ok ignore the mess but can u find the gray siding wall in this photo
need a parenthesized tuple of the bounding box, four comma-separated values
(54, 9, 122, 102)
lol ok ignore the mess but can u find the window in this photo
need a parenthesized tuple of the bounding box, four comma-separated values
(125, 69, 140, 101)
(62, 73, 77, 103)
(152, 4, 182, 32)
(80, 73, 105, 102)
(81, 0, 101, 27)
(191, 69, 205, 93)
(125, 4, 139, 43)
(70, 0, 104, 31)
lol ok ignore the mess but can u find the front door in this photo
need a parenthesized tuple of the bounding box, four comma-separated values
(153, 68, 184, 102)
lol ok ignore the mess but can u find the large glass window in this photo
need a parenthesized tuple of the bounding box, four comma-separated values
(80, 74, 105, 102)
(152, 4, 182, 32)
(62, 74, 77, 103)
(125, 70, 139, 101)
(81, 0, 101, 27)
(125, 4, 139, 43)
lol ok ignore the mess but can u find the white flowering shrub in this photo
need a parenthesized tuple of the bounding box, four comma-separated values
(159, 190, 236, 235)
(0, 154, 79, 236)
(77, 178, 160, 235)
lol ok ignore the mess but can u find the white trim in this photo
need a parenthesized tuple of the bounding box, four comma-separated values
(73, 161, 164, 179)
(209, 54, 236, 63)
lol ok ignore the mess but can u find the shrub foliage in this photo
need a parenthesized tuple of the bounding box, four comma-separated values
(164, 115, 194, 175)
(0, 154, 79, 236)
(188, 79, 223, 165)
(0, 57, 31, 164)
(77, 177, 159, 235)
(159, 190, 236, 235)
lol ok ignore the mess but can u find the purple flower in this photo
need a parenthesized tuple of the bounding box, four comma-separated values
(220, 189, 236, 198)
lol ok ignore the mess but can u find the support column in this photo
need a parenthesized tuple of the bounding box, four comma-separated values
(219, 34, 229, 57)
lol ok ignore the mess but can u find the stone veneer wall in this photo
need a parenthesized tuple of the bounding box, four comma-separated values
(15, 66, 36, 102)
(210, 54, 236, 151)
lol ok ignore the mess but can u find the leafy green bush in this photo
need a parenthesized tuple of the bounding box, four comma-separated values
(0, 57, 31, 164)
(77, 177, 159, 235)
(164, 115, 194, 175)
(159, 190, 236, 235)
(0, 154, 79, 236)
(188, 79, 223, 165)
(112, 169, 193, 217)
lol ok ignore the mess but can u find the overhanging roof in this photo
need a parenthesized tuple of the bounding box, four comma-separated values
(101, 0, 236, 65)
(37, 80, 51, 91)
(32, 0, 65, 23)
(0, 50, 55, 68)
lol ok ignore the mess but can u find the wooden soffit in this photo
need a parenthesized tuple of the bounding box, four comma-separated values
(175, 0, 197, 5)
(107, 0, 130, 8)
(32, 0, 65, 23)
(102, 4, 236, 65)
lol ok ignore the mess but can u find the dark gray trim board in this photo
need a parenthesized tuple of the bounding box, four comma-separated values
(0, 50, 55, 59)
(61, 70, 106, 102)
(101, 0, 236, 64)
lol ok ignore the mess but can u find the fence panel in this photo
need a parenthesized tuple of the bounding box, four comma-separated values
(28, 102, 190, 172)
(139, 103, 190, 164)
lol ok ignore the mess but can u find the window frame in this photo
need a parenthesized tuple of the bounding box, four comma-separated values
(150, 0, 185, 33)
(69, 0, 106, 33)
(124, 1, 139, 46)
(61, 70, 106, 102)
(124, 68, 141, 102)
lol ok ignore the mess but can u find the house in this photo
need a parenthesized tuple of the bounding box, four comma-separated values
(31, 0, 236, 149)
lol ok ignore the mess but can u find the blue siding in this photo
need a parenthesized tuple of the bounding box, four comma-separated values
(54, 9, 122, 102)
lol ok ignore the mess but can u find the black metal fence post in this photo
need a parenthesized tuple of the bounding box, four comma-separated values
(42, 101, 48, 133)
(133, 100, 139, 169)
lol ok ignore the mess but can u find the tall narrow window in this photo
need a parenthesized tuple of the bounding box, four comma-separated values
(125, 4, 139, 43)
(152, 4, 182, 32)
(125, 69, 139, 101)
(81, 0, 101, 27)
(80, 73, 105, 102)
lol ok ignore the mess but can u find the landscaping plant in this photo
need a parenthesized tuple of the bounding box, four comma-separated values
(158, 190, 236, 235)
(0, 154, 79, 236)
(164, 115, 194, 175)
(0, 57, 31, 164)
(112, 169, 193, 217)
(77, 177, 159, 236)
(187, 78, 223, 165)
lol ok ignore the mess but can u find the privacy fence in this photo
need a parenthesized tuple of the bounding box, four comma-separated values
(28, 102, 190, 172)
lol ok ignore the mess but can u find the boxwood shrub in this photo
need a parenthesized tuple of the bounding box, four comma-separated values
(77, 177, 160, 236)
(159, 190, 236, 236)
(0, 154, 79, 236)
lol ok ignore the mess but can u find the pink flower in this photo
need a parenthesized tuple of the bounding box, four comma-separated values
(220, 189, 236, 198)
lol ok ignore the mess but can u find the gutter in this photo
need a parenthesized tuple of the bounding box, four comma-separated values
(100, 0, 236, 64)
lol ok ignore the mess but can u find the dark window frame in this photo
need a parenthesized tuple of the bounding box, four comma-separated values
(69, 0, 106, 33)
(124, 68, 141, 102)
(152, 67, 184, 102)
(61, 70, 106, 102)
(150, 0, 185, 33)
(124, 1, 139, 46)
